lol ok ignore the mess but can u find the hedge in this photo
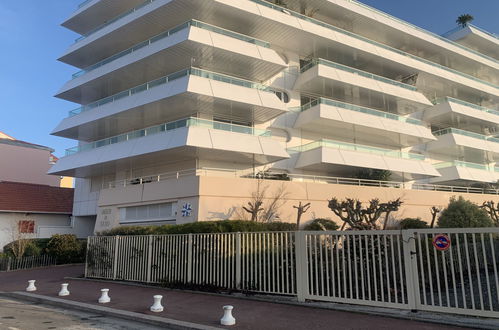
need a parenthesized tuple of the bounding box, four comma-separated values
(98, 220, 297, 236)
(3, 235, 86, 264)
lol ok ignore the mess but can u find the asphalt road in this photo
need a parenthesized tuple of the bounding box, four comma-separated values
(0, 298, 167, 330)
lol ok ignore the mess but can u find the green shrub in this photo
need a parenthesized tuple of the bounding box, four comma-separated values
(98, 220, 297, 236)
(399, 218, 429, 229)
(303, 218, 339, 231)
(46, 234, 86, 264)
(437, 196, 493, 228)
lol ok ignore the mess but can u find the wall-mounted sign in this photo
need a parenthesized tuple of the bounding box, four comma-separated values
(181, 203, 192, 217)
(432, 234, 451, 251)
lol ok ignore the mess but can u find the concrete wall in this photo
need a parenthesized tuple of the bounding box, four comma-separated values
(198, 176, 499, 226)
(0, 143, 60, 187)
(0, 212, 94, 251)
(92, 174, 499, 232)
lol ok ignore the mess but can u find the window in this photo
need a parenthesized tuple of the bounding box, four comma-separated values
(119, 202, 177, 224)
(19, 220, 35, 234)
(274, 91, 290, 103)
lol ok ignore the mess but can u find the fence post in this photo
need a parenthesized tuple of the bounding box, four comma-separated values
(113, 236, 120, 280)
(187, 234, 193, 284)
(146, 235, 153, 283)
(7, 257, 11, 272)
(84, 237, 90, 278)
(236, 232, 241, 290)
(295, 231, 309, 302)
(402, 230, 420, 311)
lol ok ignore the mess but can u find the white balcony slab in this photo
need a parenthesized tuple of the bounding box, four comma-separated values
(57, 23, 285, 103)
(295, 102, 435, 147)
(52, 73, 286, 141)
(294, 63, 432, 114)
(424, 98, 499, 128)
(63, 0, 145, 35)
(426, 132, 499, 161)
(294, 147, 439, 180)
(445, 25, 499, 61)
(48, 126, 289, 178)
(429, 165, 499, 185)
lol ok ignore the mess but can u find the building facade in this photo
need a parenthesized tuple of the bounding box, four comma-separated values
(50, 0, 499, 232)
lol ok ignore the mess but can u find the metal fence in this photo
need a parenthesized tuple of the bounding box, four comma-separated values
(0, 255, 57, 272)
(86, 228, 499, 318)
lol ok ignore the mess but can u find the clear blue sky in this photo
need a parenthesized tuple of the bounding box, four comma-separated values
(0, 0, 498, 157)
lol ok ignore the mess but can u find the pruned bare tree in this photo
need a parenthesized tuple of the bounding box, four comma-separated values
(430, 206, 442, 228)
(6, 220, 35, 259)
(328, 198, 403, 230)
(242, 179, 288, 222)
(481, 201, 499, 226)
(293, 202, 311, 229)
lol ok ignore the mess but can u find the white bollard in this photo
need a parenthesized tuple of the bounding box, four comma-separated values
(150, 295, 164, 312)
(220, 305, 236, 326)
(26, 280, 37, 292)
(98, 289, 111, 303)
(58, 283, 70, 296)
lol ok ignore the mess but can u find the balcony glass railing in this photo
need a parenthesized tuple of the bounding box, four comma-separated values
(301, 59, 417, 91)
(442, 24, 499, 41)
(250, 0, 499, 91)
(433, 97, 499, 117)
(72, 20, 269, 79)
(68, 67, 272, 117)
(300, 98, 424, 126)
(434, 160, 499, 173)
(75, 0, 156, 43)
(433, 127, 499, 144)
(288, 139, 425, 160)
(77, 0, 93, 9)
(65, 117, 271, 156)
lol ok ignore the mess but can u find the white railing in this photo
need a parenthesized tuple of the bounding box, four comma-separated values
(101, 167, 499, 196)
(86, 232, 296, 295)
(87, 229, 499, 317)
(0, 255, 57, 272)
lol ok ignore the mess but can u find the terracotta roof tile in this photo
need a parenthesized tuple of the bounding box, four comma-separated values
(0, 181, 73, 214)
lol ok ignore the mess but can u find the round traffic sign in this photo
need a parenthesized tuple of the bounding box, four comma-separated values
(432, 234, 451, 251)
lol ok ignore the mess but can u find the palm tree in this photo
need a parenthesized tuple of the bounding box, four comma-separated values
(456, 14, 474, 28)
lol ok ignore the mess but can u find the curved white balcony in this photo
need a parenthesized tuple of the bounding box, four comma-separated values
(289, 139, 439, 180)
(294, 98, 435, 147)
(52, 68, 287, 141)
(63, 0, 145, 35)
(429, 161, 499, 185)
(57, 20, 285, 103)
(295, 59, 432, 114)
(424, 97, 499, 128)
(427, 128, 499, 162)
(49, 118, 289, 178)
(444, 24, 499, 61)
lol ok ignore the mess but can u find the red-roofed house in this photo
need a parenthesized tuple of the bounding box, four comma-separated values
(0, 181, 94, 250)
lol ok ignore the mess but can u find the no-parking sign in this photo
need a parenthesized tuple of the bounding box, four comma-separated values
(432, 234, 451, 251)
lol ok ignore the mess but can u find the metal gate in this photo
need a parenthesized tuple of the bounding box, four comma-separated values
(298, 228, 499, 318)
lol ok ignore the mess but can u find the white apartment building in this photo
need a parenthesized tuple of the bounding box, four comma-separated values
(50, 0, 499, 232)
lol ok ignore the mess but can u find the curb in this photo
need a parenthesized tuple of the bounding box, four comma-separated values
(0, 292, 221, 330)
(65, 277, 497, 329)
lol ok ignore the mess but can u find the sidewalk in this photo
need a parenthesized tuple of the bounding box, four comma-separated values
(0, 265, 474, 329)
